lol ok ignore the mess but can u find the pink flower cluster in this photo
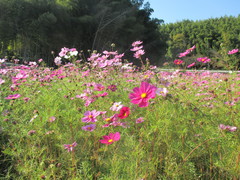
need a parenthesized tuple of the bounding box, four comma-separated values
(131, 41, 145, 59)
(87, 51, 124, 68)
(219, 124, 237, 132)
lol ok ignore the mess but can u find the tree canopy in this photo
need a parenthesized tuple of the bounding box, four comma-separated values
(0, 0, 165, 66)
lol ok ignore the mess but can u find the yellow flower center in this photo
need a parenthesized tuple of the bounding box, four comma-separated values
(105, 118, 111, 122)
(88, 115, 93, 118)
(141, 93, 147, 98)
(108, 139, 113, 142)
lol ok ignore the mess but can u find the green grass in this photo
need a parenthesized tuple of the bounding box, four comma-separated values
(0, 62, 239, 180)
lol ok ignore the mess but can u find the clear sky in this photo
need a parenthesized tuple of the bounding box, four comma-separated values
(147, 0, 240, 24)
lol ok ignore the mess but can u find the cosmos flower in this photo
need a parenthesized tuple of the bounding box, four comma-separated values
(118, 107, 130, 119)
(82, 124, 96, 131)
(110, 102, 123, 111)
(82, 110, 101, 123)
(5, 94, 21, 100)
(99, 132, 121, 145)
(197, 57, 211, 63)
(64, 142, 77, 152)
(174, 59, 184, 65)
(129, 81, 157, 107)
(219, 124, 237, 132)
(228, 49, 238, 55)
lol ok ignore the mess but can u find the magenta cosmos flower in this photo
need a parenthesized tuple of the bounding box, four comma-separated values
(174, 59, 184, 65)
(5, 94, 21, 100)
(228, 49, 238, 55)
(64, 142, 77, 152)
(197, 57, 211, 63)
(99, 132, 121, 145)
(118, 107, 130, 119)
(129, 82, 157, 107)
(82, 110, 100, 123)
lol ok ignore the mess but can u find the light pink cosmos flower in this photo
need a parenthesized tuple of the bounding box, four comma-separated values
(228, 49, 239, 55)
(156, 88, 168, 97)
(54, 57, 62, 65)
(219, 124, 237, 132)
(99, 132, 121, 145)
(134, 50, 145, 59)
(0, 78, 5, 85)
(132, 41, 143, 47)
(136, 117, 144, 124)
(82, 110, 101, 123)
(110, 102, 123, 111)
(64, 142, 77, 152)
(5, 94, 21, 100)
(129, 81, 157, 107)
(49, 116, 56, 123)
(197, 57, 211, 63)
(82, 124, 96, 131)
(130, 46, 143, 51)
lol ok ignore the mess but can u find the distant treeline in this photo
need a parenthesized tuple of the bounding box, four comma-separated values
(0, 0, 239, 68)
(159, 16, 240, 69)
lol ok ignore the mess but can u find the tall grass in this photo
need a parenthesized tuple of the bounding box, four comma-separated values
(0, 45, 239, 179)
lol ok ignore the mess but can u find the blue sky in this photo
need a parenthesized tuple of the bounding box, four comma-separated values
(147, 0, 240, 23)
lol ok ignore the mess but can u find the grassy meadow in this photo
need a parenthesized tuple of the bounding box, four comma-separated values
(0, 43, 239, 180)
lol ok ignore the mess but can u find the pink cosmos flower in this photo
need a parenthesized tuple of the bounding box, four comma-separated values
(136, 117, 144, 124)
(134, 50, 145, 59)
(132, 41, 143, 47)
(110, 102, 123, 111)
(23, 97, 30, 102)
(94, 83, 105, 91)
(82, 124, 96, 131)
(28, 130, 36, 136)
(99, 132, 121, 145)
(129, 81, 157, 107)
(179, 51, 190, 58)
(174, 59, 184, 65)
(64, 142, 77, 152)
(219, 124, 237, 132)
(130, 46, 143, 51)
(197, 57, 211, 63)
(228, 49, 239, 55)
(49, 116, 56, 123)
(82, 110, 100, 123)
(187, 62, 196, 68)
(118, 107, 130, 119)
(107, 85, 117, 92)
(5, 94, 21, 100)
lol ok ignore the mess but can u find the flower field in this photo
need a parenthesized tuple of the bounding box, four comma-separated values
(0, 42, 239, 179)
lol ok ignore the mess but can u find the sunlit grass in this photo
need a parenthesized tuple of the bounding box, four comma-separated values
(0, 49, 239, 179)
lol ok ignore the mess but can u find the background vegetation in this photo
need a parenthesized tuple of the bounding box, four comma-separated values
(0, 0, 239, 67)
